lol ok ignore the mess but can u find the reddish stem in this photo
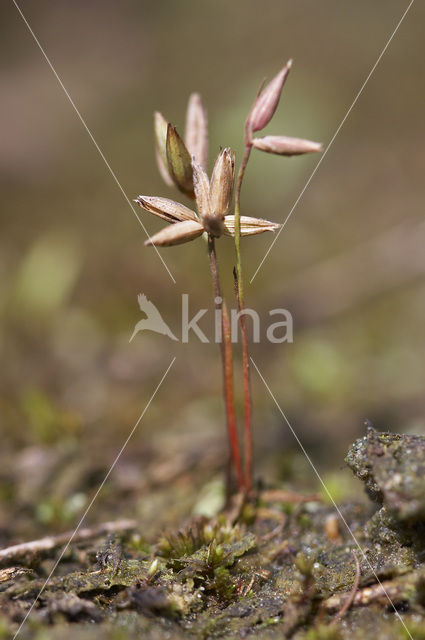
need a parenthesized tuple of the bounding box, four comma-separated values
(208, 236, 244, 492)
(222, 300, 244, 491)
(234, 268, 253, 492)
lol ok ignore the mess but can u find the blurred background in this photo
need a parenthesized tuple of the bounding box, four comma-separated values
(1, 0, 424, 541)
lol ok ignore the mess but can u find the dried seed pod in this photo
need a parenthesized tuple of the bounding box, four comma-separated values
(253, 135, 322, 156)
(192, 159, 211, 221)
(192, 158, 226, 238)
(135, 196, 198, 222)
(166, 125, 194, 198)
(144, 219, 203, 247)
(223, 215, 281, 236)
(185, 93, 208, 170)
(154, 112, 173, 186)
(247, 60, 292, 134)
(210, 148, 235, 218)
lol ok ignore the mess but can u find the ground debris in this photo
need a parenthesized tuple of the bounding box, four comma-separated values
(322, 565, 425, 613)
(1, 429, 425, 639)
(0, 519, 137, 568)
(38, 591, 103, 623)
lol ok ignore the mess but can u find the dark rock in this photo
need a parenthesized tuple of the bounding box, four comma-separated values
(346, 426, 425, 522)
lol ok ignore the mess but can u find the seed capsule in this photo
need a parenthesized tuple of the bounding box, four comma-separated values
(192, 159, 211, 222)
(223, 215, 281, 236)
(253, 135, 322, 156)
(145, 219, 203, 246)
(210, 148, 235, 218)
(185, 93, 208, 170)
(166, 125, 194, 198)
(135, 196, 198, 222)
(247, 60, 292, 134)
(154, 112, 173, 186)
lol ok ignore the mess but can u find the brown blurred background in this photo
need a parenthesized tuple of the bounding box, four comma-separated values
(1, 0, 424, 540)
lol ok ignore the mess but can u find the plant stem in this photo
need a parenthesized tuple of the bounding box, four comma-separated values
(234, 142, 253, 492)
(208, 235, 244, 492)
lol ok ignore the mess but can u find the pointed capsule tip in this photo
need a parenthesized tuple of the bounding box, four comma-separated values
(154, 111, 166, 127)
(247, 62, 292, 133)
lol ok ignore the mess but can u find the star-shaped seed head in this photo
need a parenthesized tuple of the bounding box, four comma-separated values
(135, 145, 280, 248)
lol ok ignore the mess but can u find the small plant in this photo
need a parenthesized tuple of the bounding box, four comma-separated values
(135, 60, 321, 496)
(155, 519, 256, 601)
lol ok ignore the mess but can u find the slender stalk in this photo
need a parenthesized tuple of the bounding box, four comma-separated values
(233, 266, 252, 492)
(234, 143, 252, 249)
(234, 141, 254, 492)
(208, 235, 244, 492)
(222, 300, 244, 494)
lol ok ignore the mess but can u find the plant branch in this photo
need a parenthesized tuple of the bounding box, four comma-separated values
(0, 520, 137, 568)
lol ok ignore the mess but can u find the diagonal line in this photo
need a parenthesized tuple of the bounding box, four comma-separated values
(12, 356, 176, 640)
(12, 0, 176, 284)
(250, 0, 415, 284)
(250, 356, 414, 640)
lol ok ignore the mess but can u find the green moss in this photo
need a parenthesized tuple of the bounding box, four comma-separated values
(302, 624, 343, 640)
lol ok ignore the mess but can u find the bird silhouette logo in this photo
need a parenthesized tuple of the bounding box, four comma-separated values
(129, 294, 179, 342)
